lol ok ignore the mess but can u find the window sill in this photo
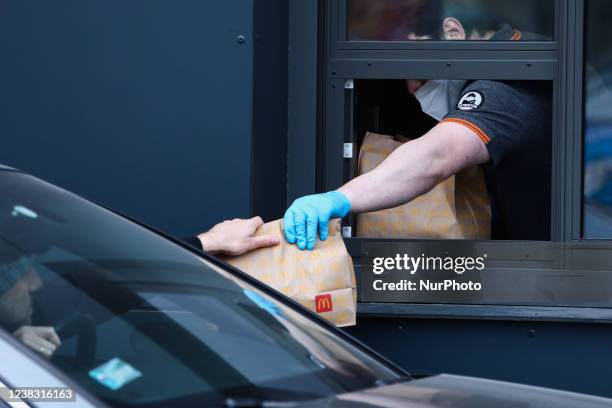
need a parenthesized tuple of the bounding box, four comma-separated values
(357, 303, 612, 324)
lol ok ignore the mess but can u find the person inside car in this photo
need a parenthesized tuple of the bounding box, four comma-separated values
(0, 217, 276, 359)
(0, 256, 61, 358)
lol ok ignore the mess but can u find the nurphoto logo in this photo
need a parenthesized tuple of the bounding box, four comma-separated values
(369, 253, 487, 294)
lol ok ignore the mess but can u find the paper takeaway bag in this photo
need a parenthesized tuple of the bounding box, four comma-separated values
(224, 219, 357, 327)
(356, 132, 491, 239)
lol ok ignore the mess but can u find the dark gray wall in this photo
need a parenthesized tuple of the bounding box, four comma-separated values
(253, 0, 288, 221)
(0, 1, 288, 238)
(346, 317, 612, 398)
(287, 0, 320, 202)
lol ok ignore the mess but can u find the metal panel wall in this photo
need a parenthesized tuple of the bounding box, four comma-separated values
(253, 0, 289, 222)
(0, 1, 255, 237)
(345, 316, 612, 398)
(287, 0, 320, 203)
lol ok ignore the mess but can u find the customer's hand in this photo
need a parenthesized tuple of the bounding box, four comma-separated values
(283, 191, 351, 250)
(198, 217, 279, 256)
(13, 326, 61, 358)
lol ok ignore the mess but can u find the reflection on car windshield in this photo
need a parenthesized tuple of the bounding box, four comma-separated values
(0, 172, 400, 407)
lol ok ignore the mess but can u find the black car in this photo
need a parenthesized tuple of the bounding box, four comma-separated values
(0, 165, 610, 408)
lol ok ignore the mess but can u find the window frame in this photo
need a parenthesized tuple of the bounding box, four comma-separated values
(314, 0, 612, 313)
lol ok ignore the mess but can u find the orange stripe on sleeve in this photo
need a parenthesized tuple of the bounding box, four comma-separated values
(511, 30, 522, 41)
(441, 118, 491, 145)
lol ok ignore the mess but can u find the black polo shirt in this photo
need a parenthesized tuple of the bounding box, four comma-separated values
(442, 27, 552, 240)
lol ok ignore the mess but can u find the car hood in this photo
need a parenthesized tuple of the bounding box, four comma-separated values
(297, 374, 612, 408)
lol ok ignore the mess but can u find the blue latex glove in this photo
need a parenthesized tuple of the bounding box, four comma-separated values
(283, 191, 351, 250)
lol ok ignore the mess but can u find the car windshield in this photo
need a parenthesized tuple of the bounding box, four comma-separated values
(0, 171, 401, 407)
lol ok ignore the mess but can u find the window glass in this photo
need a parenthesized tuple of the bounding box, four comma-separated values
(347, 0, 554, 41)
(0, 173, 399, 406)
(583, 0, 612, 238)
(350, 79, 552, 241)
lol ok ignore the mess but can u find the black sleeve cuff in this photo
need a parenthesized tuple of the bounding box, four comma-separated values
(182, 236, 204, 251)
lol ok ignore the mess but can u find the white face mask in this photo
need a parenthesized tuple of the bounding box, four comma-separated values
(414, 80, 467, 121)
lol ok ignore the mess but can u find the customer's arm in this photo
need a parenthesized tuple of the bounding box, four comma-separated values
(188, 216, 279, 256)
(13, 326, 61, 358)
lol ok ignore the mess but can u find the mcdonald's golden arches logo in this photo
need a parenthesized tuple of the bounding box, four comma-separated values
(315, 294, 333, 313)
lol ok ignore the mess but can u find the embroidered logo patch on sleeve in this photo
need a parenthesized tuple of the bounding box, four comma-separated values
(457, 91, 484, 111)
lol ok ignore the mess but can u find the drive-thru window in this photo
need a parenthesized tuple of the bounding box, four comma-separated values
(285, 0, 612, 396)
(313, 0, 612, 305)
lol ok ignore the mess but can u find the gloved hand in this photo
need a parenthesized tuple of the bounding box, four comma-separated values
(283, 191, 351, 250)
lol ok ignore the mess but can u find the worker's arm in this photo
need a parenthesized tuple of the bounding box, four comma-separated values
(339, 121, 490, 213)
(284, 122, 490, 250)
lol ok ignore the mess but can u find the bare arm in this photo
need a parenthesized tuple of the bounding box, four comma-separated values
(197, 217, 279, 256)
(338, 122, 490, 213)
